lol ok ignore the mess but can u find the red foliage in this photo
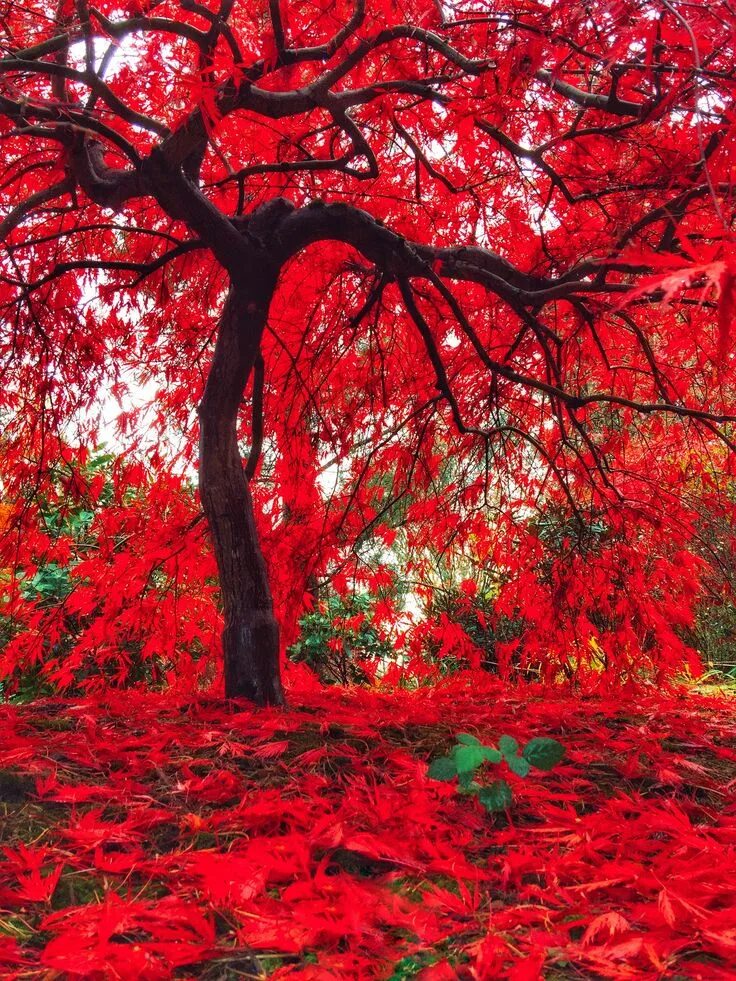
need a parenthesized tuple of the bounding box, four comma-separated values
(0, 0, 735, 691)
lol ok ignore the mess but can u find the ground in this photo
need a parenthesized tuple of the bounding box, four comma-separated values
(1, 672, 736, 980)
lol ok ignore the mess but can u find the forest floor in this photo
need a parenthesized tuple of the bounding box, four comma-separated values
(1, 673, 736, 980)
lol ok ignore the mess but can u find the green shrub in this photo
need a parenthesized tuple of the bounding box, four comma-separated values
(288, 592, 393, 684)
(425, 584, 524, 674)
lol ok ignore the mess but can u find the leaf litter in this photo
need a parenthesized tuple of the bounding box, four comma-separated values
(1, 673, 736, 979)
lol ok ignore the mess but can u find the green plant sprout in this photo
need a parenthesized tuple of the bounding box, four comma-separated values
(428, 733, 566, 812)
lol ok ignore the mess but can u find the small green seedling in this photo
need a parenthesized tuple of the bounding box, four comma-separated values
(428, 732, 565, 812)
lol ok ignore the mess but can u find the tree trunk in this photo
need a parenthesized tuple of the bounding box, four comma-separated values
(198, 283, 285, 705)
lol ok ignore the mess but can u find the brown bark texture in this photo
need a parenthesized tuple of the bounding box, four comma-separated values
(198, 280, 285, 706)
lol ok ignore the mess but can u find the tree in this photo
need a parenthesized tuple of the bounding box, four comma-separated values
(1, 0, 735, 704)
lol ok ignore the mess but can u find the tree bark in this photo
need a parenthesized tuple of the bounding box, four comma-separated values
(198, 281, 285, 705)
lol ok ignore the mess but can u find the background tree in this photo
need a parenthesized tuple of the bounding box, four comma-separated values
(1, 0, 735, 703)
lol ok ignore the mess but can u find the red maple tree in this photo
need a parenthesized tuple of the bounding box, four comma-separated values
(1, 0, 735, 703)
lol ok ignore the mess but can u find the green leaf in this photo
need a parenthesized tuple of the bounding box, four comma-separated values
(428, 756, 457, 781)
(478, 779, 513, 812)
(481, 746, 502, 764)
(453, 744, 486, 775)
(506, 754, 531, 777)
(522, 737, 566, 771)
(498, 734, 519, 758)
(458, 772, 478, 791)
(456, 733, 481, 746)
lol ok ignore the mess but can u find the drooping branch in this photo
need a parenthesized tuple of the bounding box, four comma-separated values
(267, 201, 736, 432)
(0, 177, 73, 242)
